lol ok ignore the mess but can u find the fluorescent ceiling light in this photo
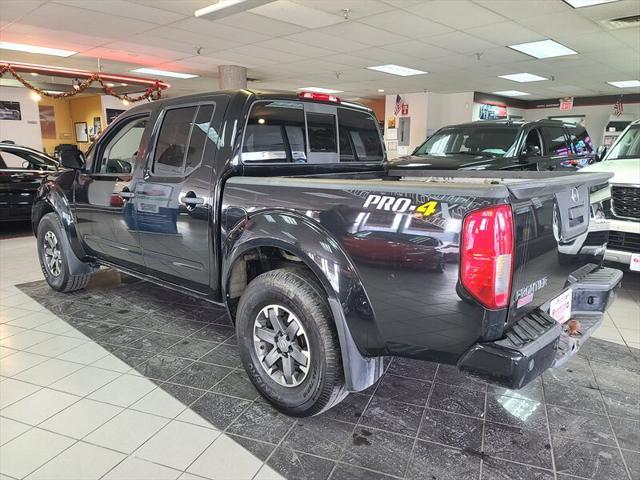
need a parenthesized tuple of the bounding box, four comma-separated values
(377, 89, 385, 93)
(508, 39, 578, 59)
(608, 80, 640, 88)
(367, 64, 427, 77)
(563, 0, 619, 7)
(195, 0, 272, 18)
(131, 68, 198, 79)
(493, 90, 531, 97)
(0, 41, 77, 58)
(298, 87, 343, 94)
(498, 73, 548, 83)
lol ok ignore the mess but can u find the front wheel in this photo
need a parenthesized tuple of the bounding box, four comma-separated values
(236, 268, 347, 416)
(37, 213, 90, 292)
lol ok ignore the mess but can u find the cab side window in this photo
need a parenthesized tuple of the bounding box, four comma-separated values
(524, 128, 543, 156)
(545, 126, 570, 157)
(99, 117, 147, 174)
(153, 104, 216, 176)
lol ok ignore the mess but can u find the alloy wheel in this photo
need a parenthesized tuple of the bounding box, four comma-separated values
(43, 231, 63, 277)
(253, 304, 311, 387)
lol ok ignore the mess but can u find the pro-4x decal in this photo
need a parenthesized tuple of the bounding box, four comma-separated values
(362, 194, 439, 217)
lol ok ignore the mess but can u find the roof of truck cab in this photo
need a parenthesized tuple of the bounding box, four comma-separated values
(444, 118, 573, 129)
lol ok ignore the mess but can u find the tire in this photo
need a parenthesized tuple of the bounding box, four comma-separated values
(37, 213, 90, 292)
(236, 268, 347, 417)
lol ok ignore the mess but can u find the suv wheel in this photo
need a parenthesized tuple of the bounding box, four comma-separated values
(236, 268, 347, 416)
(37, 213, 91, 292)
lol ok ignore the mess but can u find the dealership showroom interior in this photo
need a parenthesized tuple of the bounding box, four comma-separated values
(2, 0, 640, 479)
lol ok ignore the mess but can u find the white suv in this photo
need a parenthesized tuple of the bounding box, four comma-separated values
(582, 119, 640, 270)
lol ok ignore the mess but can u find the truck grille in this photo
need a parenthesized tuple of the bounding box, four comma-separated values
(611, 185, 640, 220)
(608, 231, 640, 253)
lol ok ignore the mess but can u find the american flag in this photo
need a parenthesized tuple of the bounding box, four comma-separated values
(394, 94, 403, 115)
(614, 96, 624, 116)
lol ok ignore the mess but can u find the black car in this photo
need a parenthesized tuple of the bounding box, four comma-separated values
(32, 90, 620, 416)
(0, 143, 58, 222)
(396, 119, 596, 171)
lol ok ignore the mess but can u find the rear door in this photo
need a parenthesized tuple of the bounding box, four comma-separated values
(566, 125, 595, 168)
(542, 125, 572, 170)
(134, 97, 227, 293)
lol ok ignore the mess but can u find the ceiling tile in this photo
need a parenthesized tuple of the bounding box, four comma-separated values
(407, 0, 505, 29)
(525, 11, 602, 38)
(0, 0, 46, 24)
(129, 0, 213, 16)
(465, 21, 543, 45)
(358, 10, 453, 38)
(284, 30, 370, 52)
(249, 0, 344, 28)
(290, 0, 394, 19)
(171, 18, 271, 44)
(213, 11, 306, 35)
(381, 40, 453, 60)
(53, 0, 184, 25)
(317, 21, 408, 46)
(225, 45, 304, 63)
(477, 0, 569, 20)
(424, 32, 498, 54)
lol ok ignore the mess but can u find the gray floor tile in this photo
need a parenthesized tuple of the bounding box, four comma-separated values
(623, 450, 640, 480)
(406, 440, 480, 480)
(602, 388, 640, 420)
(328, 464, 396, 480)
(190, 391, 251, 430)
(197, 342, 242, 368)
(227, 401, 296, 444)
(167, 361, 232, 390)
(372, 373, 431, 407)
(282, 415, 354, 459)
(483, 422, 553, 470)
(481, 458, 554, 480)
(418, 408, 482, 451)
(386, 357, 438, 381)
(341, 426, 414, 476)
(137, 354, 194, 381)
(428, 381, 486, 418)
(553, 436, 629, 479)
(210, 369, 260, 401)
(610, 415, 640, 452)
(547, 405, 617, 446)
(266, 446, 335, 480)
(486, 391, 548, 429)
(129, 387, 189, 419)
(360, 396, 424, 436)
(227, 434, 276, 461)
(543, 381, 606, 414)
(436, 364, 487, 391)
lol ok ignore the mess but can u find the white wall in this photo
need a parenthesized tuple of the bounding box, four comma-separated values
(100, 95, 132, 126)
(0, 86, 43, 150)
(384, 92, 428, 158)
(428, 92, 474, 133)
(523, 103, 640, 147)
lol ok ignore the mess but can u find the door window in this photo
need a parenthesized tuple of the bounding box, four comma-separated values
(99, 117, 147, 174)
(524, 128, 543, 156)
(184, 105, 216, 175)
(545, 126, 570, 157)
(0, 149, 56, 170)
(568, 126, 593, 154)
(154, 106, 198, 176)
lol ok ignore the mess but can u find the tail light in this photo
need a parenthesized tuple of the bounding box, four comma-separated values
(460, 204, 514, 309)
(298, 91, 341, 103)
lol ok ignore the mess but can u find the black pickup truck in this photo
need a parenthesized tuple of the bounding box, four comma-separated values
(32, 90, 622, 416)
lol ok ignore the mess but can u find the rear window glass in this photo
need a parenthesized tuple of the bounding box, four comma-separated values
(154, 106, 198, 176)
(546, 126, 570, 157)
(568, 126, 593, 154)
(242, 101, 382, 164)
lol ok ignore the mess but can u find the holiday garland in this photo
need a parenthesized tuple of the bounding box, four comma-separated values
(0, 63, 163, 102)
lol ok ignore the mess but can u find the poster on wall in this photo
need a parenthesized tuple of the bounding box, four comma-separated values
(106, 108, 126, 125)
(39, 105, 56, 139)
(74, 122, 88, 143)
(479, 104, 507, 120)
(0, 101, 22, 121)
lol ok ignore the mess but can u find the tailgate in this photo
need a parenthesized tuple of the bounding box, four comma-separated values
(506, 171, 613, 325)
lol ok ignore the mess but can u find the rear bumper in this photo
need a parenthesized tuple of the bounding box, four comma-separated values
(457, 265, 623, 389)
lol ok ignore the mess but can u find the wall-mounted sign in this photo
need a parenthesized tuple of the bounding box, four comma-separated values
(559, 97, 574, 111)
(387, 116, 396, 129)
(401, 102, 409, 115)
(0, 100, 21, 120)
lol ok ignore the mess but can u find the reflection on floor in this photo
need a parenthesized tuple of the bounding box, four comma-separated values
(7, 270, 639, 480)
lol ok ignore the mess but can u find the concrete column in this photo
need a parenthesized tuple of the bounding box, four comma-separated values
(218, 65, 247, 90)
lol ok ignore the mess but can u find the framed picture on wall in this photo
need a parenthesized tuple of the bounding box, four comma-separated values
(74, 122, 89, 143)
(106, 108, 125, 125)
(39, 105, 56, 139)
(0, 100, 22, 121)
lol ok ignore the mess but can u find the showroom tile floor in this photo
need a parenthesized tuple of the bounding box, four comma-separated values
(1, 234, 639, 480)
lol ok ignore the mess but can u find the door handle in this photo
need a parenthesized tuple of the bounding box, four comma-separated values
(118, 190, 135, 199)
(181, 194, 205, 205)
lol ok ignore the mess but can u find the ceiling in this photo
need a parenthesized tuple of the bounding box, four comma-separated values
(0, 0, 639, 100)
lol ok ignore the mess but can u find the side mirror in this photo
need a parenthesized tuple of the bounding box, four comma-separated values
(59, 148, 85, 170)
(519, 145, 541, 161)
(595, 145, 607, 162)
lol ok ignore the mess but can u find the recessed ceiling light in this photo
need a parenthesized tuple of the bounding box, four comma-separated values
(498, 73, 548, 83)
(0, 41, 77, 58)
(131, 68, 198, 79)
(106, 83, 115, 87)
(492, 90, 531, 97)
(30, 72, 39, 76)
(377, 89, 385, 93)
(298, 87, 343, 94)
(367, 64, 427, 77)
(607, 80, 640, 88)
(563, 0, 619, 7)
(508, 39, 578, 59)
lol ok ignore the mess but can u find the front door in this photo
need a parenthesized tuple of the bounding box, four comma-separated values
(543, 125, 572, 170)
(74, 113, 150, 271)
(133, 98, 226, 293)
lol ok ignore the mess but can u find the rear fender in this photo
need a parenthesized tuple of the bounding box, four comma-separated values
(222, 210, 384, 391)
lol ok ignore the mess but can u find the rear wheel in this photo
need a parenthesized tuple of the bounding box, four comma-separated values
(236, 268, 347, 416)
(37, 213, 90, 292)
